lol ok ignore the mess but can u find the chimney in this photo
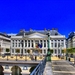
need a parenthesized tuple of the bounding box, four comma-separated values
(20, 29, 25, 32)
(30, 28, 32, 32)
(3, 32, 7, 36)
(52, 28, 54, 30)
(44, 28, 46, 31)
(55, 28, 58, 31)
(23, 32, 25, 37)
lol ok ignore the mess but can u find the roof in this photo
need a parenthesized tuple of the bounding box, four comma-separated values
(0, 32, 11, 38)
(67, 32, 75, 39)
(16, 29, 61, 36)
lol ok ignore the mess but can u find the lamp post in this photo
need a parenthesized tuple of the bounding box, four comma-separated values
(46, 31, 51, 62)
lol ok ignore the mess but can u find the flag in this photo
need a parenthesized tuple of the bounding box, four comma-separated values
(35, 43, 39, 48)
(38, 43, 42, 48)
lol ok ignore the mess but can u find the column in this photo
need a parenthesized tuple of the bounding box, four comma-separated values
(33, 40, 35, 48)
(46, 40, 47, 48)
(3, 71, 12, 75)
(23, 39, 25, 55)
(30, 40, 31, 48)
(57, 40, 58, 56)
(53, 40, 55, 56)
(60, 40, 62, 54)
(27, 40, 28, 48)
(43, 40, 44, 48)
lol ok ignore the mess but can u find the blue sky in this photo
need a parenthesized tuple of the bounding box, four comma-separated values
(0, 1, 75, 37)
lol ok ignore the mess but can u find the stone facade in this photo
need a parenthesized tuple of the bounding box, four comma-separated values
(11, 29, 66, 56)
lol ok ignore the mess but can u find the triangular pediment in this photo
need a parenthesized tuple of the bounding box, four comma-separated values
(27, 32, 47, 38)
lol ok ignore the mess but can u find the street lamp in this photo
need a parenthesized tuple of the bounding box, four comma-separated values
(46, 31, 51, 62)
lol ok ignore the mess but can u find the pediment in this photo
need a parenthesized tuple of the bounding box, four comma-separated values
(27, 32, 47, 38)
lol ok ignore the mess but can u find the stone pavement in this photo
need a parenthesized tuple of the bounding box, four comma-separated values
(52, 60, 75, 75)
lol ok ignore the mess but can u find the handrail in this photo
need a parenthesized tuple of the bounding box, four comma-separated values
(30, 57, 46, 75)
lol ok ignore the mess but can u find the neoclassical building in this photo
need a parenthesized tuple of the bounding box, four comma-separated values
(11, 29, 66, 56)
(0, 33, 10, 55)
(67, 32, 75, 48)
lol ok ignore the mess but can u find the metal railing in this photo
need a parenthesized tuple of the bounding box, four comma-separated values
(30, 57, 46, 75)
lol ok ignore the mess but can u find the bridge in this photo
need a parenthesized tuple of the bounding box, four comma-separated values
(0, 58, 41, 75)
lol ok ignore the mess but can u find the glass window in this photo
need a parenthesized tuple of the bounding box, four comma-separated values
(12, 49, 14, 53)
(51, 43, 53, 47)
(44, 50, 46, 53)
(58, 43, 60, 47)
(55, 49, 57, 54)
(58, 49, 60, 54)
(25, 49, 26, 53)
(55, 43, 57, 47)
(5, 65, 9, 69)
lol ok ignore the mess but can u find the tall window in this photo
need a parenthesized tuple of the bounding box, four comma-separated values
(51, 43, 53, 47)
(55, 43, 57, 47)
(44, 49, 46, 53)
(28, 40, 30, 47)
(12, 43, 14, 47)
(44, 40, 46, 47)
(25, 49, 26, 53)
(25, 40, 27, 47)
(12, 49, 14, 53)
(58, 49, 60, 54)
(58, 43, 60, 47)
(55, 49, 57, 54)
(40, 40, 42, 46)
(31, 40, 33, 47)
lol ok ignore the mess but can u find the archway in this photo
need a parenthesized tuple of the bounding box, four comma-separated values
(0, 65, 4, 75)
(11, 66, 22, 75)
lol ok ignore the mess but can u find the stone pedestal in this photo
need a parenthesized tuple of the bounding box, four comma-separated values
(3, 71, 12, 75)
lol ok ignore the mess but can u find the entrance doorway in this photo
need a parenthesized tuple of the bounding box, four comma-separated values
(0, 65, 4, 75)
(11, 66, 22, 75)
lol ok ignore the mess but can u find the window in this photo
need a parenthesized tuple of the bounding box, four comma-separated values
(28, 40, 30, 47)
(44, 40, 46, 47)
(55, 43, 57, 47)
(61, 43, 64, 47)
(58, 49, 60, 54)
(44, 50, 46, 53)
(16, 43, 17, 47)
(5, 65, 9, 69)
(31, 40, 33, 47)
(55, 49, 57, 54)
(25, 49, 26, 53)
(58, 43, 60, 47)
(51, 43, 53, 47)
(25, 40, 27, 47)
(12, 43, 14, 47)
(40, 40, 42, 46)
(12, 49, 14, 53)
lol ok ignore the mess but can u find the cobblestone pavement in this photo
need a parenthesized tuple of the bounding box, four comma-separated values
(52, 60, 75, 75)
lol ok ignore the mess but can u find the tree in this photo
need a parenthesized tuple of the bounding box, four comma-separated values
(16, 49, 20, 61)
(6, 48, 10, 60)
(50, 49, 53, 54)
(27, 49, 30, 53)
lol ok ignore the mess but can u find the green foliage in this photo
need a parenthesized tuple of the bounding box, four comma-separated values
(29, 66, 36, 73)
(50, 49, 53, 53)
(27, 49, 30, 53)
(67, 48, 75, 53)
(6, 48, 10, 52)
(16, 49, 20, 53)
(62, 50, 64, 53)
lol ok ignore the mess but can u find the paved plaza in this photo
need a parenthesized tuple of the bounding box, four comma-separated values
(52, 60, 75, 75)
